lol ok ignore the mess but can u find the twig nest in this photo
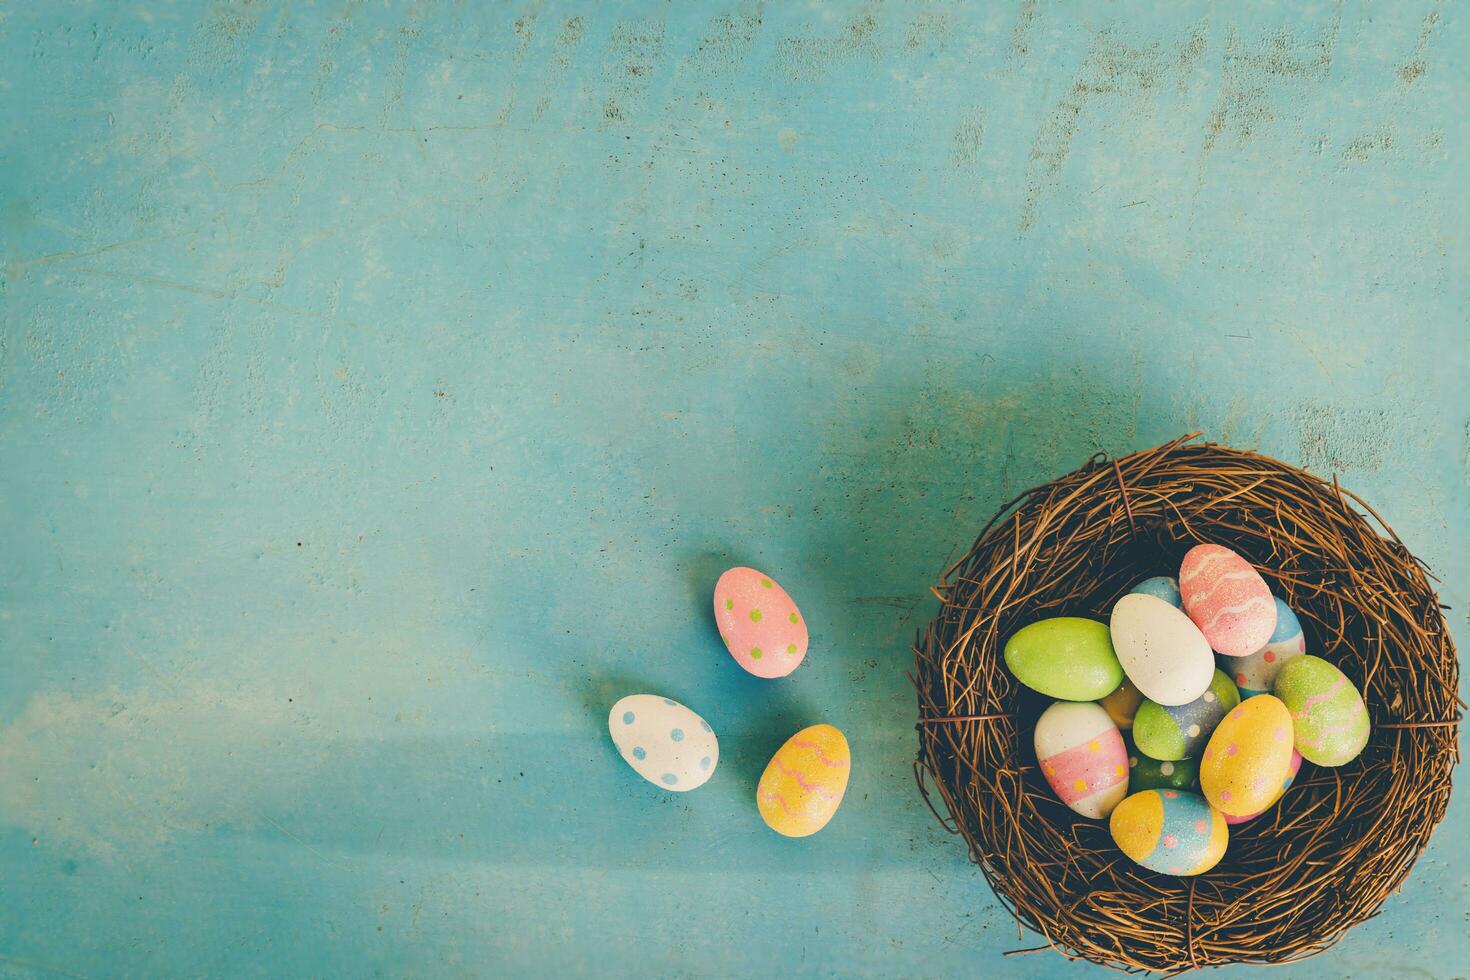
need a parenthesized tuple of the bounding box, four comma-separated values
(913, 435, 1460, 972)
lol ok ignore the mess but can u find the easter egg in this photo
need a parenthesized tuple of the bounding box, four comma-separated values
(714, 567, 808, 678)
(1227, 598, 1306, 698)
(1003, 618, 1123, 701)
(1179, 544, 1276, 657)
(1129, 575, 1182, 609)
(1127, 746, 1199, 792)
(1199, 696, 1294, 817)
(1274, 656, 1370, 766)
(1109, 790, 1227, 876)
(1108, 594, 1214, 706)
(1225, 749, 1301, 825)
(1100, 677, 1144, 730)
(608, 695, 719, 792)
(1034, 702, 1129, 819)
(1132, 670, 1241, 761)
(757, 724, 851, 836)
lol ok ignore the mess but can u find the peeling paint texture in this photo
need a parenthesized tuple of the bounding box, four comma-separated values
(1, 3, 1467, 978)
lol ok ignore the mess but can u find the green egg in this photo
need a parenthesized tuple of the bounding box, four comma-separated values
(1127, 741, 1199, 791)
(1132, 670, 1240, 761)
(1274, 655, 1370, 766)
(1003, 618, 1123, 701)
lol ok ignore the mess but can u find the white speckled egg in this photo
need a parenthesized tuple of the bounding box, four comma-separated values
(1109, 594, 1215, 707)
(608, 694, 718, 792)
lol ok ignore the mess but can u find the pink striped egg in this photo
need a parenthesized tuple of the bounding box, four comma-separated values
(1035, 702, 1128, 819)
(1179, 544, 1277, 657)
(714, 567, 808, 678)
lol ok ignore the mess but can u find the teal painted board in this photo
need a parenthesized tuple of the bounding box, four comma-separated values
(1, 2, 1466, 977)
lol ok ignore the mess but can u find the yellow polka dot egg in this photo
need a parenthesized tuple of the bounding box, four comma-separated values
(1200, 695, 1296, 818)
(714, 566, 808, 678)
(1100, 677, 1144, 730)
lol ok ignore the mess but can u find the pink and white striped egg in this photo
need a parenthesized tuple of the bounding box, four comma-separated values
(1180, 544, 1277, 658)
(1035, 701, 1129, 819)
(714, 567, 808, 678)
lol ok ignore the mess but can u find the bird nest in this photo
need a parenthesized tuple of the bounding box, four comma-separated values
(912, 433, 1460, 973)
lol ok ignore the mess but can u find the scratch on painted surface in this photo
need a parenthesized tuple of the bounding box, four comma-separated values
(906, 7, 951, 51)
(261, 813, 340, 865)
(1009, 0, 1038, 62)
(3, 229, 198, 276)
(1022, 24, 1206, 231)
(1397, 5, 1441, 84)
(1294, 402, 1395, 473)
(1341, 129, 1394, 162)
(1201, 7, 1341, 156)
(377, 3, 430, 130)
(309, 0, 366, 106)
(684, 3, 765, 77)
(852, 595, 922, 608)
(774, 4, 882, 82)
(71, 267, 364, 329)
(599, 17, 667, 127)
(491, 0, 546, 124)
(532, 15, 587, 121)
(950, 107, 985, 166)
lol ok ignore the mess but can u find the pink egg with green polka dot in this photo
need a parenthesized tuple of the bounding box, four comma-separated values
(714, 566, 808, 678)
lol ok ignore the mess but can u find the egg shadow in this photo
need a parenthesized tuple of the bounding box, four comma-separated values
(723, 689, 822, 808)
(684, 549, 738, 623)
(577, 670, 688, 742)
(684, 547, 745, 675)
(767, 360, 1197, 841)
(581, 670, 742, 820)
(578, 655, 821, 839)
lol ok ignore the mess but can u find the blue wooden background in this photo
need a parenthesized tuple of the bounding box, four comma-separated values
(2, 2, 1466, 977)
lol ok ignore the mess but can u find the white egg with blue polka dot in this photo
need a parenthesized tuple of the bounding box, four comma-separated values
(608, 694, 719, 792)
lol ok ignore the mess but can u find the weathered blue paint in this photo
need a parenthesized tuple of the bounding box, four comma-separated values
(1, 2, 1465, 977)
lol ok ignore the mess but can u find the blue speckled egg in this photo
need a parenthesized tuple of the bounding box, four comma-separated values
(1129, 575, 1182, 609)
